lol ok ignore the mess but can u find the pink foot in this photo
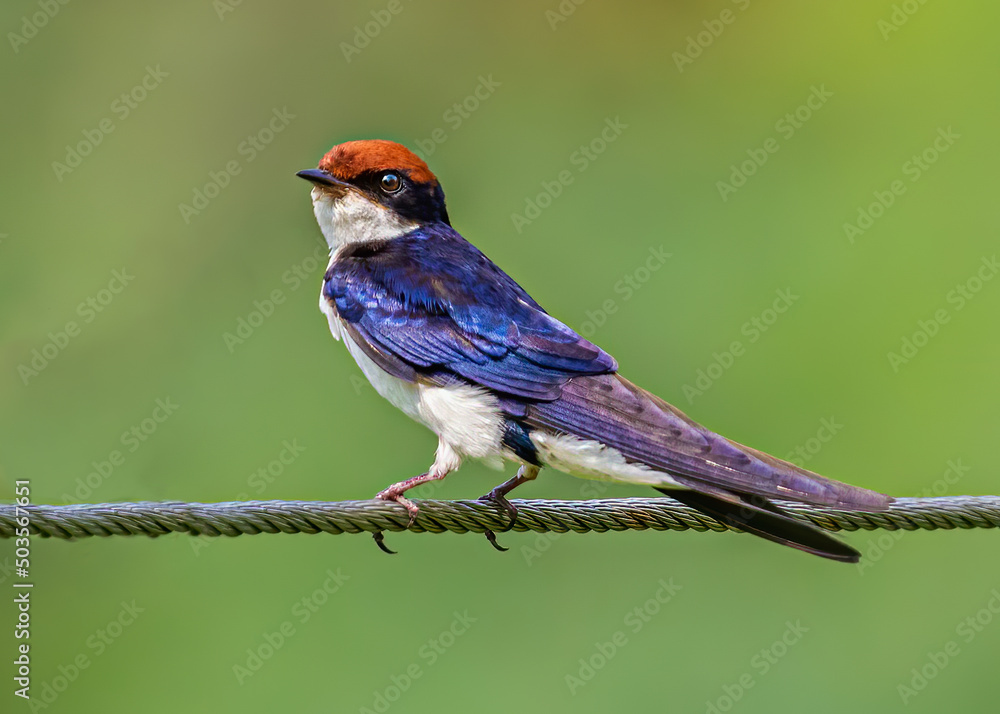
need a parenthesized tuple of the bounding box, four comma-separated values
(375, 472, 444, 527)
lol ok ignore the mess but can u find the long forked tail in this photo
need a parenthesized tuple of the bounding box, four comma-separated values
(527, 374, 894, 512)
(654, 486, 862, 563)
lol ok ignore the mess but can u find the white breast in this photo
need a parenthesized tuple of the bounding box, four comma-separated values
(311, 187, 507, 473)
(319, 290, 505, 468)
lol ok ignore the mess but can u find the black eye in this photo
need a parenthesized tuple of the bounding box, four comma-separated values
(379, 172, 402, 193)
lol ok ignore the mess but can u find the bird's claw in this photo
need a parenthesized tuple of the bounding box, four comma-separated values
(479, 489, 519, 529)
(376, 489, 421, 528)
(372, 530, 397, 555)
(483, 529, 508, 552)
(479, 489, 520, 552)
(373, 488, 425, 554)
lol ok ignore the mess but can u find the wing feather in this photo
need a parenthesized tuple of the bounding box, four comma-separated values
(524, 373, 892, 510)
(323, 224, 617, 398)
(324, 224, 890, 516)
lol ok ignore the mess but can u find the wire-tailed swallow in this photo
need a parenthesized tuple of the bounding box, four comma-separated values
(297, 139, 892, 562)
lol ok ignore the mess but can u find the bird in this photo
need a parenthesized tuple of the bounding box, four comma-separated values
(296, 139, 892, 562)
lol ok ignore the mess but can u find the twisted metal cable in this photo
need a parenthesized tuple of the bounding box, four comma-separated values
(1, 495, 998, 540)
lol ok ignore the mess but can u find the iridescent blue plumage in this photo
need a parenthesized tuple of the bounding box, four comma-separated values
(303, 138, 893, 562)
(324, 223, 618, 400)
(323, 220, 890, 511)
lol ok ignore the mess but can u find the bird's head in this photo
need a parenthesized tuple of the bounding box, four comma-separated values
(297, 139, 450, 250)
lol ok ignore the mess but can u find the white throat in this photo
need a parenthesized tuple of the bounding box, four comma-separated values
(310, 187, 418, 252)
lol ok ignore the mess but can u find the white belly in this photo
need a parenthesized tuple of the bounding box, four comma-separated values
(319, 289, 677, 486)
(320, 293, 504, 467)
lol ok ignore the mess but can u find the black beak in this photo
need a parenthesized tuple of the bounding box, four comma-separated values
(295, 168, 349, 189)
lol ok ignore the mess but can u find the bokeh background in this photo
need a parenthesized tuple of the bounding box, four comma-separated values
(2, 1, 999, 712)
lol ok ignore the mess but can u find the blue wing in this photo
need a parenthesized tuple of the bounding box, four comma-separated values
(323, 224, 892, 521)
(322, 224, 617, 399)
(525, 373, 892, 510)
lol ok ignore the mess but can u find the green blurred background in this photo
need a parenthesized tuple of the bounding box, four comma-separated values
(2, 1, 998, 712)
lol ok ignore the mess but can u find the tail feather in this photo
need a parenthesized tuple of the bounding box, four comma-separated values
(525, 373, 893, 512)
(655, 485, 861, 563)
(519, 372, 891, 561)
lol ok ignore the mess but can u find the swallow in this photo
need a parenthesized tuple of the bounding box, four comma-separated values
(297, 139, 892, 562)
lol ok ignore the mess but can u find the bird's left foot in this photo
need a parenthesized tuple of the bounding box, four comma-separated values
(376, 488, 421, 526)
(376, 471, 442, 526)
(372, 471, 445, 554)
(372, 487, 419, 555)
